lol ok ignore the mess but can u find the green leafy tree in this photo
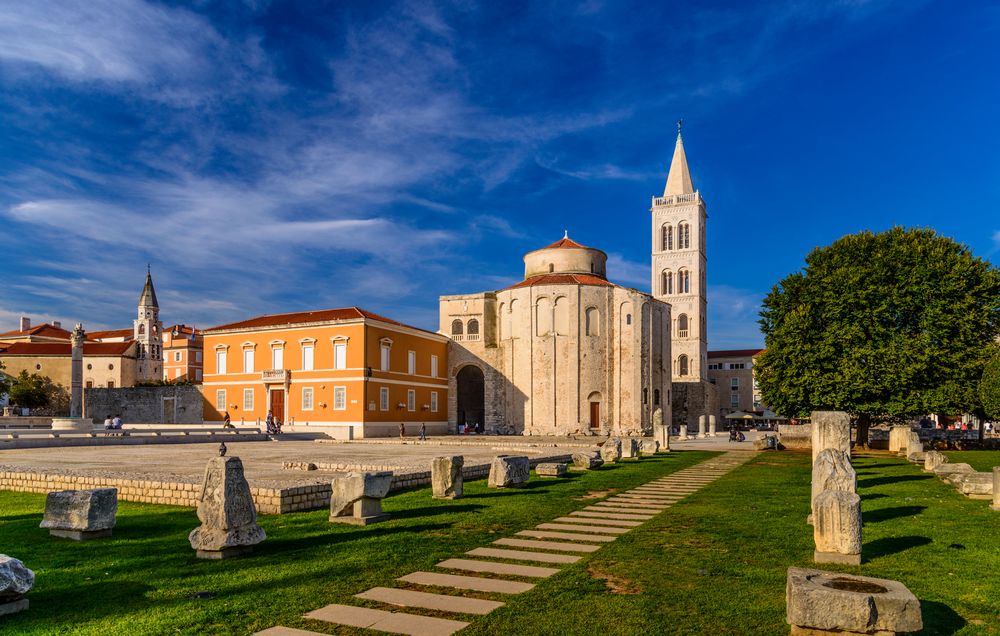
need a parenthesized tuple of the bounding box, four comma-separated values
(0, 361, 11, 400)
(981, 353, 1000, 420)
(8, 370, 52, 410)
(756, 227, 1000, 446)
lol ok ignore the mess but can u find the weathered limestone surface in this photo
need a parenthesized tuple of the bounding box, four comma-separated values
(954, 472, 994, 498)
(188, 456, 265, 558)
(992, 467, 1000, 512)
(888, 425, 911, 454)
(431, 456, 463, 499)
(600, 439, 621, 463)
(572, 451, 604, 470)
(904, 431, 923, 459)
(620, 438, 640, 459)
(653, 408, 670, 451)
(811, 449, 856, 515)
(535, 463, 567, 477)
(0, 555, 34, 612)
(813, 490, 862, 565)
(697, 414, 708, 439)
(934, 463, 975, 484)
(811, 411, 850, 463)
(708, 414, 717, 437)
(786, 567, 923, 635)
(678, 424, 688, 439)
(753, 435, 778, 451)
(924, 451, 949, 472)
(488, 456, 530, 488)
(40, 488, 117, 540)
(639, 439, 658, 456)
(330, 471, 393, 525)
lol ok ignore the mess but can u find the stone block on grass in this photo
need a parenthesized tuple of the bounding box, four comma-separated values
(813, 490, 862, 566)
(0, 555, 33, 616)
(923, 450, 948, 472)
(620, 438, 640, 459)
(600, 439, 622, 463)
(572, 451, 604, 470)
(189, 456, 265, 558)
(330, 471, 393, 525)
(431, 456, 463, 499)
(954, 472, 994, 498)
(40, 488, 117, 540)
(639, 439, 658, 456)
(535, 463, 568, 477)
(811, 411, 850, 463)
(488, 456, 530, 488)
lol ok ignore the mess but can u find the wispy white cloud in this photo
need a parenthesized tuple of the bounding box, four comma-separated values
(606, 253, 650, 289)
(708, 284, 765, 349)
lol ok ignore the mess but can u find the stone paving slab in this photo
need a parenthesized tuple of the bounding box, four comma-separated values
(399, 572, 534, 594)
(516, 529, 616, 543)
(580, 507, 654, 518)
(536, 522, 629, 534)
(356, 586, 503, 615)
(467, 547, 581, 564)
(552, 516, 642, 527)
(305, 603, 469, 636)
(254, 627, 327, 636)
(493, 537, 602, 553)
(606, 496, 674, 505)
(596, 500, 666, 508)
(436, 558, 560, 578)
(572, 510, 653, 521)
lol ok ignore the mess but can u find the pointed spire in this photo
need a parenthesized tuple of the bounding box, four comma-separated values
(139, 269, 159, 308)
(663, 120, 694, 197)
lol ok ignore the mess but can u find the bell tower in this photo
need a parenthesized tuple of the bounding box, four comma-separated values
(134, 266, 163, 382)
(651, 121, 708, 381)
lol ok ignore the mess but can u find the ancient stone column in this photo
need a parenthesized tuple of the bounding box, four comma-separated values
(811, 411, 851, 463)
(653, 408, 670, 451)
(188, 455, 265, 558)
(811, 449, 856, 524)
(905, 431, 923, 459)
(813, 490, 862, 565)
(708, 415, 717, 437)
(431, 456, 463, 499)
(70, 323, 85, 418)
(888, 425, 910, 454)
(679, 424, 688, 439)
(992, 467, 1000, 512)
(697, 414, 708, 439)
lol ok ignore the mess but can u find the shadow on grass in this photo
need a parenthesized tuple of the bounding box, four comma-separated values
(920, 599, 966, 635)
(261, 522, 451, 553)
(860, 493, 889, 502)
(390, 504, 486, 520)
(464, 489, 547, 500)
(864, 506, 926, 523)
(858, 475, 931, 488)
(0, 513, 42, 522)
(863, 535, 932, 561)
(854, 463, 908, 470)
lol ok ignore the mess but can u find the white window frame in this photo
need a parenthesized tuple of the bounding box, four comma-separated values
(430, 355, 438, 378)
(243, 349, 254, 374)
(215, 389, 226, 411)
(302, 344, 314, 371)
(195, 351, 202, 363)
(380, 345, 391, 371)
(216, 350, 227, 375)
(194, 369, 202, 381)
(243, 388, 253, 411)
(380, 387, 389, 411)
(407, 389, 416, 412)
(407, 350, 416, 375)
(430, 391, 438, 412)
(174, 351, 182, 362)
(271, 347, 283, 370)
(302, 387, 314, 411)
(334, 386, 347, 411)
(334, 342, 347, 370)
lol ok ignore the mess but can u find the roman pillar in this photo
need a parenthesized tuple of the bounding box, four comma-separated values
(70, 323, 85, 418)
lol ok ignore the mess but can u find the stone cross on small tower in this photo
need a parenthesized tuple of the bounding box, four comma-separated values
(70, 323, 86, 418)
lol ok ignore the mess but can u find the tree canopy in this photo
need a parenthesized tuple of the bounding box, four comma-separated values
(7, 370, 53, 410)
(981, 353, 1000, 420)
(756, 227, 1000, 425)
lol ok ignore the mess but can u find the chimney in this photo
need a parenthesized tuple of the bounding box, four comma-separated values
(19, 316, 30, 331)
(52, 321, 62, 329)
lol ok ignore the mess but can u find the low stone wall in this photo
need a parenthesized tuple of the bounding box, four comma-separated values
(84, 385, 204, 424)
(0, 454, 571, 514)
(0, 416, 52, 429)
(777, 423, 811, 450)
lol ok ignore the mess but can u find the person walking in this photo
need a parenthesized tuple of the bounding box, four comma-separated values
(399, 422, 406, 438)
(223, 411, 233, 428)
(419, 423, 427, 441)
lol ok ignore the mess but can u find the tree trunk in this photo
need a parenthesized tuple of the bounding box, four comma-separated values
(856, 413, 871, 449)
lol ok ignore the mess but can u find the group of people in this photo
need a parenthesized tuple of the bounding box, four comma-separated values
(265, 410, 283, 435)
(728, 428, 746, 442)
(398, 422, 427, 441)
(102, 414, 123, 434)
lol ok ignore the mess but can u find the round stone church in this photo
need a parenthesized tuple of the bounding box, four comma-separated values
(439, 234, 672, 436)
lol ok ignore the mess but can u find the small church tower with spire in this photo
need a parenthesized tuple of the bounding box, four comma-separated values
(134, 267, 163, 382)
(651, 122, 717, 427)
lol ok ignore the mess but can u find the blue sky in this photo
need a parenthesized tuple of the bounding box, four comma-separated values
(1, 0, 997, 347)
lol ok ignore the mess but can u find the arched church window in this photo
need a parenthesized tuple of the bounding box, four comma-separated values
(678, 355, 689, 377)
(662, 224, 673, 251)
(467, 319, 480, 335)
(626, 314, 632, 326)
(138, 324, 145, 335)
(678, 314, 689, 338)
(678, 269, 690, 294)
(535, 297, 552, 336)
(662, 270, 672, 295)
(152, 325, 158, 335)
(585, 307, 600, 336)
(654, 389, 660, 406)
(678, 222, 690, 249)
(549, 263, 554, 273)
(451, 320, 463, 336)
(553, 297, 569, 335)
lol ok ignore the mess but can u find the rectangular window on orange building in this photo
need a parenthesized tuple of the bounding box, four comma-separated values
(174, 351, 182, 362)
(272, 347, 283, 369)
(380, 387, 389, 411)
(431, 391, 438, 412)
(243, 388, 253, 410)
(334, 387, 346, 410)
(216, 389, 226, 411)
(380, 345, 390, 371)
(302, 345, 314, 370)
(216, 350, 226, 374)
(431, 355, 438, 378)
(243, 350, 254, 373)
(407, 350, 416, 375)
(334, 343, 347, 370)
(302, 387, 313, 410)
(195, 351, 202, 363)
(407, 389, 415, 412)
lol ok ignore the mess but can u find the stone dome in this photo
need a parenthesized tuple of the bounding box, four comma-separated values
(522, 234, 608, 280)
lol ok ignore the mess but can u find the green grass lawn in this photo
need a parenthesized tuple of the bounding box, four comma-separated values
(2, 449, 997, 635)
(943, 450, 1000, 473)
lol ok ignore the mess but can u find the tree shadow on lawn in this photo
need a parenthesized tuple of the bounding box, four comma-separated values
(864, 505, 926, 523)
(389, 504, 486, 520)
(854, 462, 910, 470)
(261, 522, 452, 554)
(462, 489, 548, 500)
(860, 493, 889, 502)
(0, 512, 43, 522)
(919, 599, 966, 636)
(858, 474, 931, 488)
(863, 535, 932, 562)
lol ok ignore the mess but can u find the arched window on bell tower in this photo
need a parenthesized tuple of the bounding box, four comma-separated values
(661, 270, 673, 295)
(661, 224, 673, 251)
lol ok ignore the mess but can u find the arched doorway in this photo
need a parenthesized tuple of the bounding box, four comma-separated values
(456, 365, 485, 433)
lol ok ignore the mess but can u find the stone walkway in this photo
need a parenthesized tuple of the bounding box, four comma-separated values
(254, 451, 755, 636)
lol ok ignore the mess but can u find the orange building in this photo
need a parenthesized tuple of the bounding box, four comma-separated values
(162, 325, 203, 383)
(202, 307, 449, 438)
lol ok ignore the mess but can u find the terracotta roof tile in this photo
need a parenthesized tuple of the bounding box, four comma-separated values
(0, 342, 134, 356)
(542, 237, 588, 250)
(708, 348, 765, 358)
(502, 274, 614, 290)
(88, 328, 134, 341)
(0, 324, 72, 340)
(204, 307, 432, 335)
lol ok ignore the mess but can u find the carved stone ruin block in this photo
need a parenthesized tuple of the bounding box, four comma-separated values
(535, 462, 568, 477)
(811, 411, 851, 463)
(488, 456, 530, 488)
(572, 451, 604, 470)
(697, 414, 708, 439)
(431, 456, 464, 499)
(708, 415, 717, 437)
(330, 471, 393, 525)
(904, 432, 923, 460)
(189, 456, 265, 558)
(954, 472, 994, 499)
(600, 439, 622, 463)
(923, 451, 948, 472)
(620, 438, 640, 459)
(786, 567, 922, 635)
(639, 439, 658, 456)
(0, 555, 34, 616)
(813, 490, 862, 566)
(40, 488, 118, 540)
(679, 424, 688, 439)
